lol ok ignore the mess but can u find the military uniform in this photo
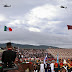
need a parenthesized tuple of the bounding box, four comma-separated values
(37, 62, 40, 72)
(67, 65, 71, 72)
(54, 63, 58, 72)
(2, 49, 16, 68)
(44, 63, 48, 72)
(59, 62, 63, 71)
(48, 63, 51, 72)
(63, 65, 68, 72)
(70, 63, 72, 72)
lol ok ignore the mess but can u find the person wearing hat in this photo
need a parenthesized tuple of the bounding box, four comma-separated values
(54, 60, 59, 72)
(33, 63, 37, 72)
(59, 59, 63, 71)
(37, 60, 40, 72)
(50, 60, 54, 72)
(40, 61, 44, 72)
(67, 59, 71, 72)
(62, 59, 68, 72)
(2, 42, 16, 70)
(69, 59, 72, 72)
(44, 61, 48, 72)
(47, 61, 51, 72)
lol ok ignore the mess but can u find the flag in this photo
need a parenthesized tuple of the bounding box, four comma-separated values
(4, 26, 7, 31)
(67, 25, 72, 30)
(57, 53, 59, 63)
(44, 55, 47, 64)
(9, 27, 12, 31)
(4, 26, 12, 31)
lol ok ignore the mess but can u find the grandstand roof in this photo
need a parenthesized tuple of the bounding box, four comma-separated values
(47, 48, 72, 59)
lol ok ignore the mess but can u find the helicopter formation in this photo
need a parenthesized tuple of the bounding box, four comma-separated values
(3, 4, 67, 8)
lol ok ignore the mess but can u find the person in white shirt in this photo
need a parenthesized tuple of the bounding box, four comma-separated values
(50, 60, 55, 72)
(40, 61, 44, 72)
(63, 59, 68, 72)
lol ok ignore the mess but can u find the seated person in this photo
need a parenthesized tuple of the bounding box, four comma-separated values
(2, 42, 16, 68)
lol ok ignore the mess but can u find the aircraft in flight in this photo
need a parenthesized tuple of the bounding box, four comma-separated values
(60, 6, 67, 9)
(3, 4, 11, 7)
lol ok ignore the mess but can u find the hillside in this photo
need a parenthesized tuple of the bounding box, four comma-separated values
(0, 43, 59, 49)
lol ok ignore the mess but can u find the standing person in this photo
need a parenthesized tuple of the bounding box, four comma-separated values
(54, 62, 58, 72)
(48, 61, 51, 72)
(67, 59, 71, 72)
(63, 59, 68, 72)
(2, 42, 16, 71)
(70, 59, 72, 72)
(40, 61, 44, 72)
(18, 53, 21, 63)
(44, 62, 48, 72)
(37, 62, 40, 72)
(33, 63, 38, 72)
(59, 59, 63, 71)
(50, 60, 55, 72)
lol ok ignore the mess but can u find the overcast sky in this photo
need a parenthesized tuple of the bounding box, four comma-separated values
(0, 0, 72, 48)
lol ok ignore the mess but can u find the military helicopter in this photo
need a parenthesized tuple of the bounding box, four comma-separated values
(3, 4, 11, 7)
(60, 6, 67, 9)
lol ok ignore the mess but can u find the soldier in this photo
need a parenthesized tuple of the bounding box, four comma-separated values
(33, 63, 37, 72)
(44, 61, 48, 72)
(54, 61, 59, 72)
(37, 61, 40, 72)
(50, 60, 54, 72)
(70, 59, 72, 71)
(59, 59, 63, 71)
(63, 59, 68, 72)
(2, 42, 16, 71)
(47, 61, 51, 72)
(67, 59, 71, 72)
(40, 61, 44, 72)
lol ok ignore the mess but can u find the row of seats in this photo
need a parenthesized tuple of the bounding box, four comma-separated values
(48, 48, 72, 59)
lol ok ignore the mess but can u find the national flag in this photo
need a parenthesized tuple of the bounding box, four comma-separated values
(67, 25, 72, 30)
(4, 26, 12, 31)
(44, 55, 47, 64)
(57, 53, 59, 63)
(4, 26, 7, 31)
(9, 27, 12, 31)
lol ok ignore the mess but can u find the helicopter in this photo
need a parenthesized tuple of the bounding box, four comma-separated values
(60, 6, 67, 9)
(3, 4, 11, 7)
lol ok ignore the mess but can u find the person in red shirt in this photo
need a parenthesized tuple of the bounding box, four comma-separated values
(59, 59, 63, 71)
(54, 60, 59, 72)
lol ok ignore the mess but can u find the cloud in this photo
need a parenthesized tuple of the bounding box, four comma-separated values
(6, 4, 68, 34)
(28, 27, 41, 32)
(0, 28, 72, 48)
(1, 0, 72, 48)
(23, 4, 66, 33)
(0, 14, 7, 22)
(8, 20, 21, 26)
(25, 4, 66, 22)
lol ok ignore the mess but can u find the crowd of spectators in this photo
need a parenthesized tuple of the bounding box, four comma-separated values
(1, 47, 72, 72)
(15, 48, 54, 59)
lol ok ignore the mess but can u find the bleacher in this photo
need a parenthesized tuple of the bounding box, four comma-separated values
(47, 48, 72, 59)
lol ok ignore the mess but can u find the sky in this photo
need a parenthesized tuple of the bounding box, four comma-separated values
(0, 0, 72, 48)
